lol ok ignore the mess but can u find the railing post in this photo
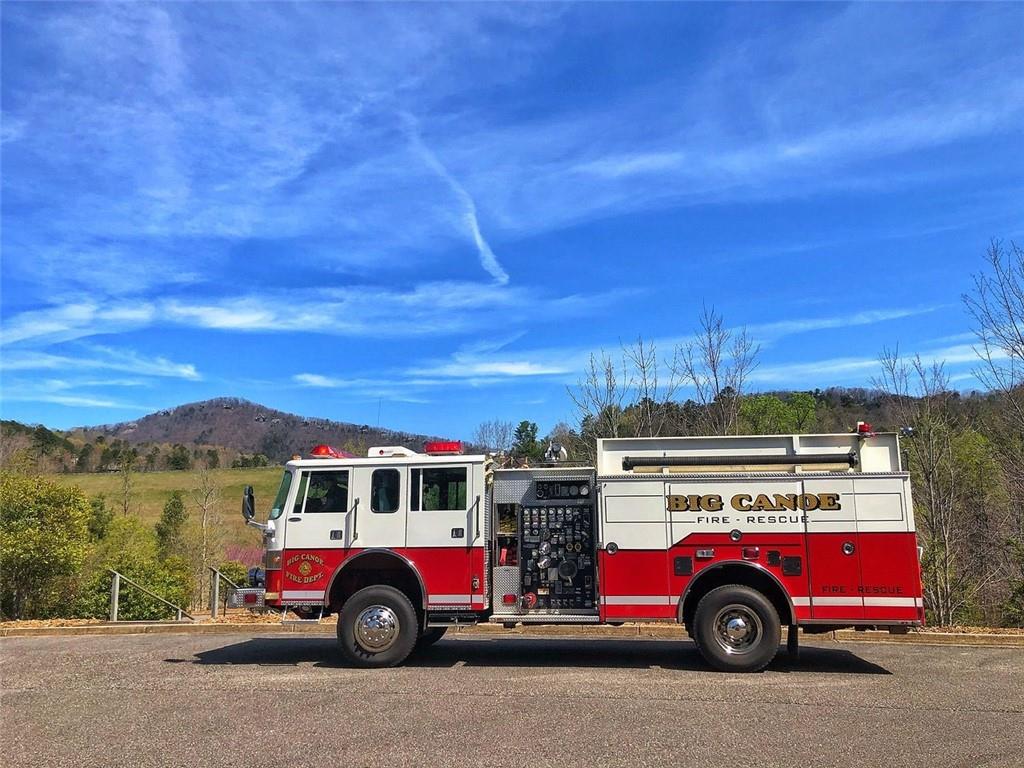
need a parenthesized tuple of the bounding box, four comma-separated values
(210, 570, 220, 619)
(109, 572, 120, 622)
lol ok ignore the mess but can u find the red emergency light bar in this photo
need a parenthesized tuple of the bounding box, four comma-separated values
(424, 440, 463, 455)
(310, 444, 355, 459)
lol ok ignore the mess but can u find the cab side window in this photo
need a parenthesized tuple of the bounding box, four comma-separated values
(410, 467, 467, 511)
(302, 470, 349, 513)
(371, 469, 400, 513)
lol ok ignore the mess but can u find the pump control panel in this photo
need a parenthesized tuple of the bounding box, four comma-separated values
(519, 477, 597, 612)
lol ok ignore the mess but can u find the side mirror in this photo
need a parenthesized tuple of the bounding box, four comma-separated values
(242, 485, 255, 521)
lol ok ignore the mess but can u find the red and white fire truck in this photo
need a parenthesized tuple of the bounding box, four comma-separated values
(232, 427, 923, 672)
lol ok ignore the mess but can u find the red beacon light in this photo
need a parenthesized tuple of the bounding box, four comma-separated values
(424, 440, 463, 455)
(855, 421, 875, 438)
(309, 444, 354, 459)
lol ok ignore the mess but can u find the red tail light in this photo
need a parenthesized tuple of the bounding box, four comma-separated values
(503, 594, 517, 605)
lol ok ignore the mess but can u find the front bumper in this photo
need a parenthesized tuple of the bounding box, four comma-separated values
(227, 588, 266, 609)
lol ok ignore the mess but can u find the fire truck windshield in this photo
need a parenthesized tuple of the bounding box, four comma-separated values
(268, 471, 292, 520)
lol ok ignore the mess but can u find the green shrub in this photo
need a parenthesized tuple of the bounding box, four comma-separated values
(0, 472, 90, 619)
(75, 518, 194, 620)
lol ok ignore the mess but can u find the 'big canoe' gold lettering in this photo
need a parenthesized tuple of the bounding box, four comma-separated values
(669, 493, 841, 513)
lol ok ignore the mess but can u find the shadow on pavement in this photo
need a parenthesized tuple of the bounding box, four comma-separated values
(175, 635, 891, 675)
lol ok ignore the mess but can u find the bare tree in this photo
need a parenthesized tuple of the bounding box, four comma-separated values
(567, 351, 631, 461)
(190, 464, 222, 608)
(964, 240, 1024, 432)
(472, 420, 514, 454)
(118, 451, 136, 517)
(964, 238, 1024, 559)
(676, 305, 760, 435)
(874, 349, 1008, 625)
(623, 336, 682, 438)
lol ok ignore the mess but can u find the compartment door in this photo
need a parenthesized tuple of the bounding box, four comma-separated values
(803, 478, 864, 620)
(854, 476, 919, 618)
(599, 482, 671, 619)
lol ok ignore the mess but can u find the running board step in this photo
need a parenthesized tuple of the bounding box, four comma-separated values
(427, 615, 481, 627)
(488, 614, 601, 625)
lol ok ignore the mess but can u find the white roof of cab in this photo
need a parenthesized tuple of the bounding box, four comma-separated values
(286, 454, 488, 470)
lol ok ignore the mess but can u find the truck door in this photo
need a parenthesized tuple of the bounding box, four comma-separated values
(348, 465, 409, 548)
(405, 463, 479, 608)
(285, 466, 409, 551)
(803, 478, 864, 620)
(284, 467, 352, 550)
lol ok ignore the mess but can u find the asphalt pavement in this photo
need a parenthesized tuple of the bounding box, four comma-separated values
(2, 632, 1022, 768)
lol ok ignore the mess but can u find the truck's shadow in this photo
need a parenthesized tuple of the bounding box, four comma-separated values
(177, 636, 891, 675)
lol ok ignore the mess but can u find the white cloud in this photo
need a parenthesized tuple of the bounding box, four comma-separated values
(749, 307, 942, 344)
(0, 302, 156, 347)
(1, 347, 200, 380)
(415, 360, 572, 379)
(403, 113, 509, 285)
(293, 373, 345, 388)
(0, 392, 150, 410)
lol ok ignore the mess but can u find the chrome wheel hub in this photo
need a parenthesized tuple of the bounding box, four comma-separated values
(713, 604, 762, 655)
(354, 605, 400, 652)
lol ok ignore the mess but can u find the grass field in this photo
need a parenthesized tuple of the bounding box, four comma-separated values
(52, 466, 284, 550)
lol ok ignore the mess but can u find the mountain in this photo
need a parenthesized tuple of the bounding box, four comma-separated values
(73, 397, 449, 463)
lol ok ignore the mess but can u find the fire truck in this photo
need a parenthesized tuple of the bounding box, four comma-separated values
(232, 427, 923, 672)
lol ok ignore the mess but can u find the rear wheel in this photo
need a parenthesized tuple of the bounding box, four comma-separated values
(337, 585, 418, 668)
(415, 626, 448, 650)
(693, 585, 781, 672)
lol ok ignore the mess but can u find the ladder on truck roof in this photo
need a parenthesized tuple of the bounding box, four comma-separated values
(595, 432, 902, 475)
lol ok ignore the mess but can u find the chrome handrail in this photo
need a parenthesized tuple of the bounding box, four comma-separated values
(107, 569, 195, 622)
(208, 566, 243, 619)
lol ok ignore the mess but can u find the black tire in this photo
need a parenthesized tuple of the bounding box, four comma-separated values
(414, 626, 448, 650)
(692, 585, 781, 672)
(337, 585, 418, 668)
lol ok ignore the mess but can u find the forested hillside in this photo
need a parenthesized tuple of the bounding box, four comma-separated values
(1, 397, 447, 473)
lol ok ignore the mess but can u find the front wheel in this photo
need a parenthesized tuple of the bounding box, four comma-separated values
(692, 585, 781, 672)
(337, 585, 418, 668)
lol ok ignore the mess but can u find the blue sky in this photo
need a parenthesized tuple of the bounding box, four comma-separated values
(1, 3, 1022, 439)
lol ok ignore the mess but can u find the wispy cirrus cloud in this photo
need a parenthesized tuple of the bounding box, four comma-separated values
(0, 302, 156, 347)
(1, 346, 200, 380)
(0, 377, 156, 411)
(748, 341, 1003, 388)
(402, 112, 509, 285)
(1, 281, 624, 345)
(748, 307, 943, 345)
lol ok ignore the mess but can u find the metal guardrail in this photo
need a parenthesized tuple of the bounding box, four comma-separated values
(107, 569, 195, 622)
(208, 567, 242, 619)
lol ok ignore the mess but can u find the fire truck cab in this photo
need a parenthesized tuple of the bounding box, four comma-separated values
(233, 430, 923, 672)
